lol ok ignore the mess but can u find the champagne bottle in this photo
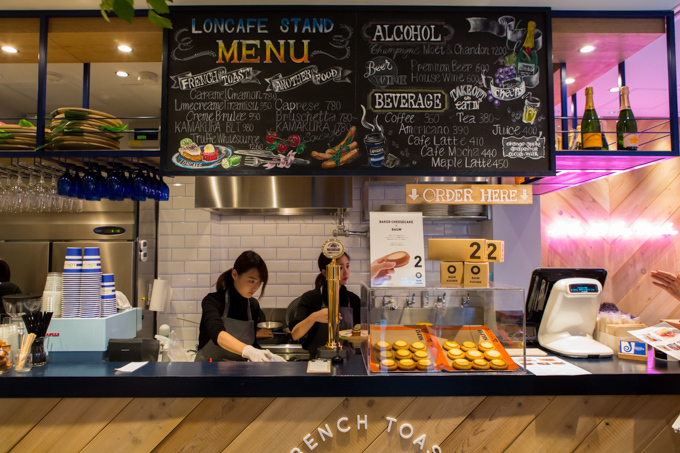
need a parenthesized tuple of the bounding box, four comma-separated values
(581, 86, 603, 150)
(617, 86, 638, 150)
(517, 21, 538, 77)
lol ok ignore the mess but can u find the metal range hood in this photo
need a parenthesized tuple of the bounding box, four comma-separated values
(195, 176, 353, 215)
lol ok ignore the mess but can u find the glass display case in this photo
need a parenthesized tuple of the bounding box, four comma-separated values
(359, 283, 526, 374)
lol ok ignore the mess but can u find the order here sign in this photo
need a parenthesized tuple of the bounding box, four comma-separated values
(405, 184, 533, 205)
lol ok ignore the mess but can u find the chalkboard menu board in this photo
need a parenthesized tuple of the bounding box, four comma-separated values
(161, 7, 554, 177)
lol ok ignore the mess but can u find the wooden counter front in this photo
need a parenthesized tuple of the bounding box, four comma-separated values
(3, 395, 680, 451)
(2, 355, 680, 451)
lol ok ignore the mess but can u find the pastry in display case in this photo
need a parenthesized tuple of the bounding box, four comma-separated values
(360, 283, 526, 374)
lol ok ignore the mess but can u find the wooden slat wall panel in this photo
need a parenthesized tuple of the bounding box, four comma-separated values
(80, 398, 202, 453)
(11, 398, 131, 453)
(154, 398, 273, 453)
(505, 395, 623, 453)
(439, 396, 554, 452)
(364, 396, 485, 452)
(541, 158, 680, 325)
(574, 395, 680, 452)
(3, 396, 680, 451)
(224, 397, 344, 452)
(0, 398, 60, 452)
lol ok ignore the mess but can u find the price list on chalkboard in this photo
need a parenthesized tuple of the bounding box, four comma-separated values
(161, 7, 554, 177)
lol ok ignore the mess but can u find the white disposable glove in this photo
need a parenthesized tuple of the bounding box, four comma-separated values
(263, 350, 287, 362)
(242, 345, 268, 362)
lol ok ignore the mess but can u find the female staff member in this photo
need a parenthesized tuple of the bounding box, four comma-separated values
(289, 252, 360, 358)
(195, 250, 284, 362)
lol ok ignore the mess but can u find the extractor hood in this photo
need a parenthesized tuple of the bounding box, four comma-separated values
(195, 176, 353, 215)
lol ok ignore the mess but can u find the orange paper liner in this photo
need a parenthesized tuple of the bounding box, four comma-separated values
(368, 325, 518, 373)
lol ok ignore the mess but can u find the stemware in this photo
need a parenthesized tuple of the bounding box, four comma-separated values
(57, 165, 74, 197)
(131, 166, 147, 201)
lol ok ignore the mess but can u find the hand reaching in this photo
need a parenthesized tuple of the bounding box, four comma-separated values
(651, 270, 680, 301)
(371, 257, 396, 284)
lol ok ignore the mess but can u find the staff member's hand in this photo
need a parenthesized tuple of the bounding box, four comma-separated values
(651, 270, 680, 301)
(310, 308, 329, 323)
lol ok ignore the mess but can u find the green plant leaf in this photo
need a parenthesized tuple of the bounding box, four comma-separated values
(113, 0, 135, 24)
(18, 119, 34, 127)
(147, 0, 170, 15)
(99, 124, 129, 132)
(148, 10, 173, 29)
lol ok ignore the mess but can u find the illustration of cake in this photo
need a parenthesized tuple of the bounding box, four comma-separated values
(202, 143, 219, 162)
(179, 138, 201, 161)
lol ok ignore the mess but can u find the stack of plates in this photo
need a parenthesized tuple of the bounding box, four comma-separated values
(380, 204, 410, 212)
(49, 108, 123, 151)
(0, 124, 37, 150)
(62, 247, 82, 318)
(101, 273, 116, 317)
(421, 205, 449, 216)
(80, 247, 102, 318)
(451, 204, 485, 216)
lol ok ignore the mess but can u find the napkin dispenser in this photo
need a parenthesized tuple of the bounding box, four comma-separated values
(107, 338, 159, 362)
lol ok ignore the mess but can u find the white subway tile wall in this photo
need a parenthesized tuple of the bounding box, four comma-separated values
(157, 176, 482, 349)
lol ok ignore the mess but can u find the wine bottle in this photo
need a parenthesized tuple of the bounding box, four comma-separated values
(517, 21, 538, 77)
(617, 86, 638, 150)
(581, 86, 603, 150)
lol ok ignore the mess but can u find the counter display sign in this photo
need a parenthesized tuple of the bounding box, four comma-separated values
(161, 7, 554, 177)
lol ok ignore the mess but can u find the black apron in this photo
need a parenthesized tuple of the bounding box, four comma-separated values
(307, 288, 354, 358)
(195, 291, 255, 362)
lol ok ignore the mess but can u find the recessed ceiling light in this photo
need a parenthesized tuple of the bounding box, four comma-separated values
(117, 45, 133, 53)
(579, 45, 596, 53)
(565, 78, 575, 84)
(115, 71, 129, 78)
(610, 87, 620, 92)
(1, 46, 18, 54)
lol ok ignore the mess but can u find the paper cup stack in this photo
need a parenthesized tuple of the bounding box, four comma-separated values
(42, 272, 62, 318)
(61, 247, 82, 318)
(101, 273, 116, 317)
(80, 247, 102, 318)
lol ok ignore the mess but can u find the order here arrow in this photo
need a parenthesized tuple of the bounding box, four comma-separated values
(520, 189, 529, 201)
(408, 188, 419, 201)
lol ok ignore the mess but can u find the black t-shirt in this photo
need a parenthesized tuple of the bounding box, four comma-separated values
(197, 286, 265, 350)
(289, 284, 360, 352)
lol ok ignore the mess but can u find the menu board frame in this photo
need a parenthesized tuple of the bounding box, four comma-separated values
(161, 6, 555, 177)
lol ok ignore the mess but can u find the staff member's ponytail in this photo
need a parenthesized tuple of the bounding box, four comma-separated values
(216, 250, 269, 297)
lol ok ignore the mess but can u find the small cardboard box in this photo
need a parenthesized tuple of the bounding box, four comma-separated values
(428, 238, 487, 262)
(463, 262, 489, 287)
(440, 262, 464, 287)
(486, 240, 505, 262)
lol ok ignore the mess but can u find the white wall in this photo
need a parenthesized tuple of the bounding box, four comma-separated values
(157, 176, 494, 349)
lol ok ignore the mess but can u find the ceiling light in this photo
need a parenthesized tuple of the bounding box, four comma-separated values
(610, 87, 620, 92)
(1, 46, 18, 54)
(579, 45, 596, 53)
(117, 45, 133, 53)
(565, 78, 575, 84)
(116, 71, 129, 78)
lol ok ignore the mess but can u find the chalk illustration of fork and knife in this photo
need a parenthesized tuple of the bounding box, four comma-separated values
(233, 149, 311, 169)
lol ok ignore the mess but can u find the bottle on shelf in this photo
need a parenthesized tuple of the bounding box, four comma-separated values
(616, 86, 638, 150)
(517, 21, 538, 77)
(581, 86, 603, 150)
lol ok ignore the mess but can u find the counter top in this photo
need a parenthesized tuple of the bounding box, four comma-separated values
(3, 352, 680, 398)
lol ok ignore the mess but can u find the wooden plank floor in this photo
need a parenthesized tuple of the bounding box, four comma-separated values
(1, 396, 679, 452)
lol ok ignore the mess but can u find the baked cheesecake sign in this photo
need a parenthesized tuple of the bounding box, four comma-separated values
(369, 212, 426, 287)
(290, 415, 442, 452)
(161, 7, 553, 177)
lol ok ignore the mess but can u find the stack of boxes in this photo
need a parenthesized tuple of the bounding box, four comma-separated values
(428, 238, 505, 288)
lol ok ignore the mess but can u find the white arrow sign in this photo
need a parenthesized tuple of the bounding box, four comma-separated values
(408, 188, 419, 202)
(520, 189, 529, 201)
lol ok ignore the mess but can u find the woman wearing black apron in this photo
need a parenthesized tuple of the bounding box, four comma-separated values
(195, 251, 285, 362)
(289, 252, 360, 358)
